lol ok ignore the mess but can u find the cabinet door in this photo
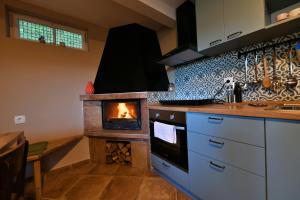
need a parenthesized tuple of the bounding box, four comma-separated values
(189, 151, 265, 200)
(187, 113, 265, 147)
(188, 132, 265, 176)
(266, 119, 300, 200)
(224, 0, 265, 41)
(196, 0, 224, 51)
(151, 154, 189, 189)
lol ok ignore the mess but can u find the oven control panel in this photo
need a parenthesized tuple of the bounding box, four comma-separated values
(150, 109, 186, 124)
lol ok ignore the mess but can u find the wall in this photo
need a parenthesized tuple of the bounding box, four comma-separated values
(152, 27, 300, 102)
(0, 0, 107, 169)
(156, 26, 177, 85)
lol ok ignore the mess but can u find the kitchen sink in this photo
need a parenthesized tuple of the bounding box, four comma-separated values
(268, 104, 300, 111)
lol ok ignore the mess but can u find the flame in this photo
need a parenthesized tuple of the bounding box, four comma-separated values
(117, 103, 134, 119)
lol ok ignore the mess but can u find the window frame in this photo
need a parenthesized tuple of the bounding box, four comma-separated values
(10, 12, 88, 51)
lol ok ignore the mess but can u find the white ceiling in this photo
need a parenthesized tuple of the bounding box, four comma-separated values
(164, 0, 186, 8)
(19, 0, 186, 30)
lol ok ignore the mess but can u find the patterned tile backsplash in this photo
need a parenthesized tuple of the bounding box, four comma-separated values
(148, 32, 300, 103)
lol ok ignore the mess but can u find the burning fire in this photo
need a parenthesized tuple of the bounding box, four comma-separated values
(117, 103, 135, 119)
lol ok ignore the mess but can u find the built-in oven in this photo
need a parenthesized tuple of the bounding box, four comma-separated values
(150, 109, 188, 172)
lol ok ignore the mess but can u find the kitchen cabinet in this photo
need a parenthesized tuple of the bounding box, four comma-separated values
(151, 154, 189, 191)
(188, 132, 265, 176)
(150, 108, 300, 200)
(224, 0, 265, 41)
(187, 113, 265, 147)
(196, 0, 224, 51)
(266, 119, 300, 200)
(196, 0, 265, 51)
(189, 151, 265, 200)
(187, 112, 266, 200)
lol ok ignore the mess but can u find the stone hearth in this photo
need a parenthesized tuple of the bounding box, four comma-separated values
(80, 92, 149, 169)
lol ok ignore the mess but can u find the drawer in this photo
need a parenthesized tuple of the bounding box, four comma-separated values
(151, 154, 189, 188)
(189, 151, 265, 200)
(188, 132, 265, 176)
(187, 112, 265, 147)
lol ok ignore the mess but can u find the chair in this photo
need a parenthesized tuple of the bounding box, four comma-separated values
(0, 136, 29, 200)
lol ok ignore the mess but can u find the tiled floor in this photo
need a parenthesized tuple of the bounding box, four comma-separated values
(25, 162, 191, 200)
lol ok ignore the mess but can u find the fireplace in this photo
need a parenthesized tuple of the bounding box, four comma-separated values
(102, 99, 141, 130)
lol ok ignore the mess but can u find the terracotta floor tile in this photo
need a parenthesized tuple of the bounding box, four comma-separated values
(137, 177, 177, 200)
(70, 162, 96, 175)
(177, 190, 191, 200)
(144, 169, 159, 177)
(99, 176, 143, 200)
(89, 164, 120, 175)
(42, 172, 81, 199)
(65, 175, 112, 200)
(26, 164, 190, 200)
(115, 165, 145, 176)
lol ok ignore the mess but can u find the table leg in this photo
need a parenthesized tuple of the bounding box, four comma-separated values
(33, 160, 42, 200)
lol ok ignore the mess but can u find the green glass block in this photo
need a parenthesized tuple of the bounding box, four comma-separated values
(18, 19, 54, 43)
(17, 19, 84, 49)
(55, 28, 83, 49)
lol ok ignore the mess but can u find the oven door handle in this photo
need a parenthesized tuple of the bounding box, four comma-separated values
(150, 120, 185, 131)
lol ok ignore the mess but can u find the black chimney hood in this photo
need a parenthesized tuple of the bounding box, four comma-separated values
(94, 24, 169, 94)
(157, 0, 203, 67)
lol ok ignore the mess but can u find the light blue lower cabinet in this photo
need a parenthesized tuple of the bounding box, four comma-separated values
(188, 151, 265, 200)
(266, 119, 300, 200)
(188, 131, 265, 177)
(151, 154, 190, 192)
(186, 113, 265, 147)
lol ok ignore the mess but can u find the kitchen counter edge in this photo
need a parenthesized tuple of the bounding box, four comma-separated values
(148, 103, 300, 121)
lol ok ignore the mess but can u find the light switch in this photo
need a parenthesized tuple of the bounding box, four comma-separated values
(14, 115, 26, 124)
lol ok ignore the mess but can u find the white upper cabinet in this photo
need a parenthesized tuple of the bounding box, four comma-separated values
(224, 0, 265, 41)
(196, 0, 225, 51)
(196, 0, 266, 51)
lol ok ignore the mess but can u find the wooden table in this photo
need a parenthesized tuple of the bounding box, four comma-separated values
(27, 135, 83, 200)
(0, 131, 24, 153)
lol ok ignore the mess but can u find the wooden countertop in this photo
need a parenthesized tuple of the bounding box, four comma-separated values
(148, 102, 300, 121)
(0, 131, 24, 153)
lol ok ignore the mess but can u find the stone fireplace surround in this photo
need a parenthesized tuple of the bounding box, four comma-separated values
(80, 92, 149, 169)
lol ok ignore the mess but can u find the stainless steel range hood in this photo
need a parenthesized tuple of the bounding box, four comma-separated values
(157, 1, 203, 67)
(158, 45, 203, 66)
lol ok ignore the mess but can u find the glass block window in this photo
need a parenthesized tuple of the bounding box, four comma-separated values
(56, 29, 83, 49)
(19, 20, 54, 43)
(11, 13, 88, 51)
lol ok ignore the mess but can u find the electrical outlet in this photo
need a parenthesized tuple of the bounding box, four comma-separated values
(14, 115, 26, 124)
(224, 77, 234, 86)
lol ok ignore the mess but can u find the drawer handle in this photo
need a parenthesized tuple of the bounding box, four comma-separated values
(208, 117, 223, 121)
(209, 139, 225, 146)
(162, 162, 170, 168)
(208, 117, 223, 124)
(209, 161, 226, 171)
(209, 39, 222, 47)
(227, 31, 242, 40)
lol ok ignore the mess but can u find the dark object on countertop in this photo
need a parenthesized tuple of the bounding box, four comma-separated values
(94, 24, 169, 94)
(157, 0, 203, 67)
(159, 99, 224, 106)
(248, 103, 268, 107)
(234, 82, 243, 103)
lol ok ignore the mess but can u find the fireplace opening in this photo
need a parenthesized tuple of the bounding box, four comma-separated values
(106, 141, 131, 165)
(102, 99, 141, 130)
